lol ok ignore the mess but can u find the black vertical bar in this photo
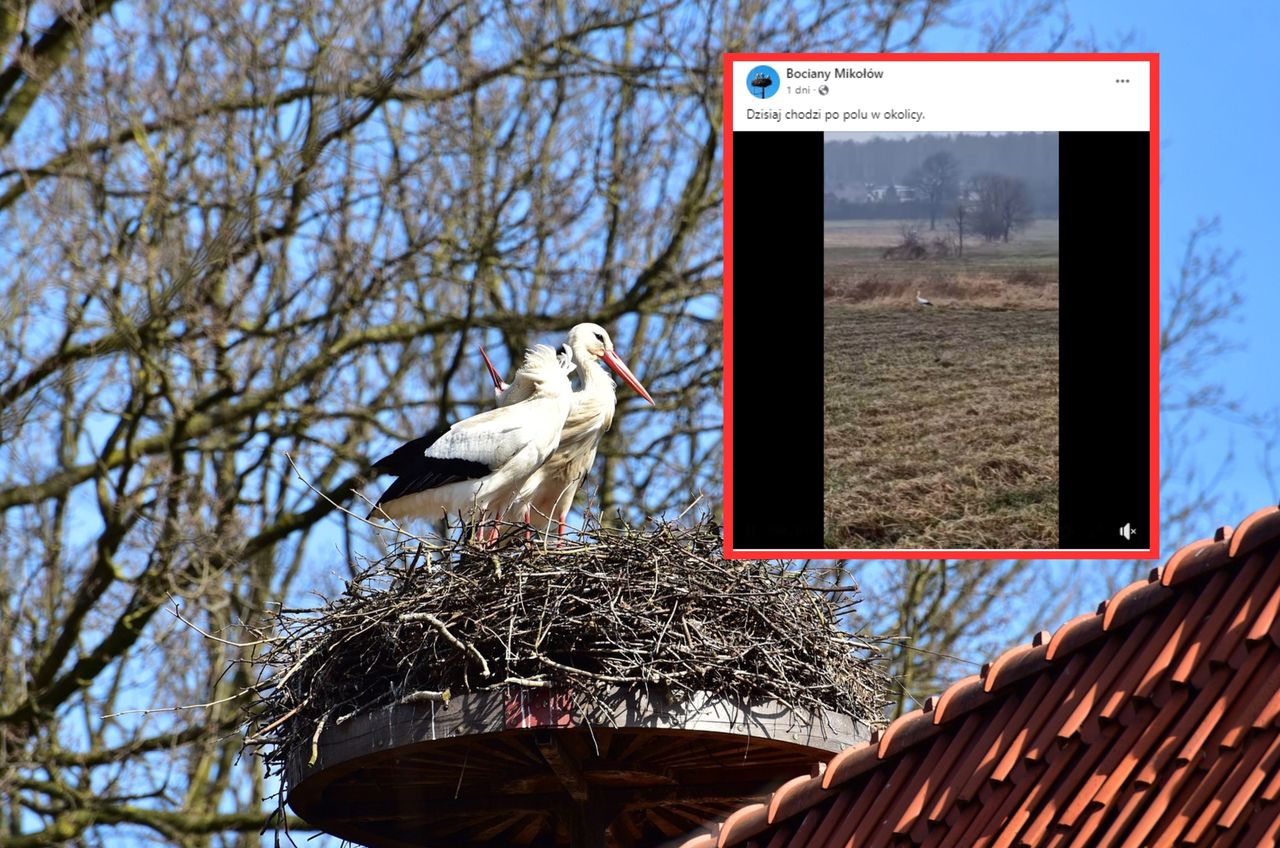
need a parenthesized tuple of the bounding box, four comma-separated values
(1058, 132, 1151, 549)
(730, 132, 825, 549)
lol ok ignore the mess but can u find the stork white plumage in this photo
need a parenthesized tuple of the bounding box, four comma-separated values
(369, 344, 576, 528)
(916, 290, 934, 307)
(481, 323, 655, 537)
(480, 344, 581, 407)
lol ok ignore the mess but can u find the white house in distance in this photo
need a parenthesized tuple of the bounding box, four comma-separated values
(826, 181, 922, 203)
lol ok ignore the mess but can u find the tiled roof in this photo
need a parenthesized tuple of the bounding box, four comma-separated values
(675, 506, 1280, 848)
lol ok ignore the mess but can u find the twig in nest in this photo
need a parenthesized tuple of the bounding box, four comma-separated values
(402, 612, 492, 678)
(240, 514, 891, 817)
(401, 689, 452, 704)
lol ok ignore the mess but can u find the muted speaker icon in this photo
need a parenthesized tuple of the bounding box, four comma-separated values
(1119, 523, 1136, 541)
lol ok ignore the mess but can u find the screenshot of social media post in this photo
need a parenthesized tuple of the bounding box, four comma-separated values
(724, 55, 1158, 560)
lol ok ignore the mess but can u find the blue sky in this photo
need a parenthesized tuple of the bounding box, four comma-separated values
(1069, 0, 1280, 521)
(826, 2, 1280, 552)
(843, 1, 1280, 706)
(913, 0, 1280, 538)
(14, 3, 1279, 841)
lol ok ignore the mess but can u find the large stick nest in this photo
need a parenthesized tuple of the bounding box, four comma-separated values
(245, 518, 889, 780)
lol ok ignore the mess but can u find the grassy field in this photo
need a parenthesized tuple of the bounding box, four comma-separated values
(823, 218, 1059, 550)
(824, 218, 1059, 308)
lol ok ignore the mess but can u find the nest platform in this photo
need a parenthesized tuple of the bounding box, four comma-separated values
(286, 686, 867, 847)
(248, 520, 888, 847)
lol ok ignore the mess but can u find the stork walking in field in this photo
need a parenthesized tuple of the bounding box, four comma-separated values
(481, 323, 655, 537)
(369, 345, 576, 530)
(916, 290, 934, 307)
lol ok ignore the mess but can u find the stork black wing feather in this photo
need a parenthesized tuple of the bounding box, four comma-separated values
(375, 456, 492, 507)
(371, 425, 452, 476)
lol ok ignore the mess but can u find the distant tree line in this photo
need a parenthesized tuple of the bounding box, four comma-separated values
(823, 195, 935, 220)
(825, 132, 1058, 206)
(824, 144, 1037, 245)
(824, 132, 1058, 227)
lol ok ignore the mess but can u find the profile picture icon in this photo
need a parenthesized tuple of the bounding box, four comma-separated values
(747, 65, 779, 99)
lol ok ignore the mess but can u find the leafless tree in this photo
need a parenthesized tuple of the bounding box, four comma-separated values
(953, 200, 968, 257)
(0, 0, 983, 843)
(972, 172, 1033, 241)
(856, 561, 1059, 716)
(909, 150, 960, 230)
(1157, 219, 1278, 551)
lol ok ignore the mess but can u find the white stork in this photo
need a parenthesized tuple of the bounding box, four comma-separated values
(916, 290, 934, 307)
(480, 323, 655, 537)
(369, 344, 575, 528)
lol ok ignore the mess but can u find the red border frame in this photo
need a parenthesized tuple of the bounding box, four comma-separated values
(723, 52, 1160, 561)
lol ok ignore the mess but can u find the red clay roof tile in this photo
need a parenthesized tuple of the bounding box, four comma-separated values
(1030, 637, 1125, 755)
(1090, 630, 1152, 725)
(766, 774, 824, 826)
(1137, 665, 1233, 782)
(1026, 730, 1113, 839)
(820, 784, 876, 848)
(990, 738, 1076, 848)
(1100, 779, 1161, 847)
(1247, 574, 1280, 643)
(1160, 537, 1229, 587)
(991, 653, 1089, 774)
(931, 674, 989, 724)
(934, 800, 980, 848)
(1071, 692, 1184, 823)
(958, 676, 1052, 799)
(949, 691, 1029, 803)
(820, 738, 879, 790)
(1101, 571, 1169, 631)
(885, 739, 949, 835)
(876, 707, 941, 759)
(1179, 746, 1258, 842)
(1216, 732, 1280, 830)
(797, 788, 854, 848)
(914, 712, 983, 825)
(1216, 645, 1278, 746)
(1044, 611, 1103, 662)
(845, 752, 919, 845)
(982, 635, 1049, 691)
(717, 805, 767, 848)
(955, 776, 1020, 847)
(1248, 803, 1280, 843)
(1136, 568, 1232, 698)
(762, 827, 790, 848)
(835, 770, 888, 843)
(781, 806, 820, 848)
(1102, 591, 1194, 716)
(1260, 754, 1280, 801)
(1229, 505, 1280, 557)
(672, 506, 1280, 848)
(1250, 668, 1280, 731)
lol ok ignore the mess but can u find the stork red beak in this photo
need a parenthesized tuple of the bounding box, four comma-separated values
(478, 346, 508, 393)
(601, 350, 655, 405)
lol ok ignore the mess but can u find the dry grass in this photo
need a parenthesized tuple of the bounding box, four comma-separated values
(823, 305, 1059, 549)
(821, 218, 1059, 549)
(823, 219, 1059, 309)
